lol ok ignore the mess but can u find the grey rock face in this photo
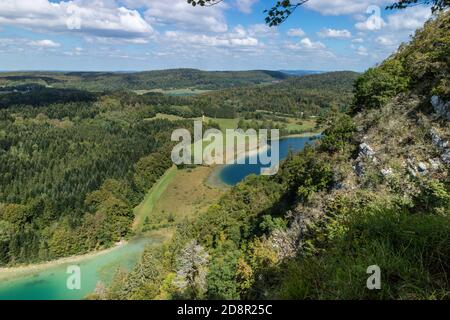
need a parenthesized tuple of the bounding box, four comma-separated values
(429, 129, 450, 164)
(431, 96, 450, 120)
(417, 162, 428, 175)
(381, 168, 393, 177)
(353, 161, 365, 177)
(359, 143, 376, 158)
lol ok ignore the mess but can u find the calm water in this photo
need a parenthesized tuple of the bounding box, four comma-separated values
(0, 237, 155, 300)
(219, 136, 318, 185)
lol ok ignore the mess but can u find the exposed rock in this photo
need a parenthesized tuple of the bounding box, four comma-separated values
(417, 162, 428, 175)
(359, 143, 375, 158)
(407, 167, 417, 177)
(332, 181, 349, 190)
(270, 223, 301, 260)
(353, 161, 365, 177)
(381, 168, 393, 177)
(429, 158, 441, 170)
(429, 129, 448, 149)
(429, 129, 449, 164)
(405, 158, 418, 177)
(431, 96, 450, 120)
(442, 150, 450, 163)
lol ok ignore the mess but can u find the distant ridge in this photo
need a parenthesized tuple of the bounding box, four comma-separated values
(0, 68, 290, 91)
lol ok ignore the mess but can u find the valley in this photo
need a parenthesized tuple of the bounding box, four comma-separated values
(0, 9, 448, 301)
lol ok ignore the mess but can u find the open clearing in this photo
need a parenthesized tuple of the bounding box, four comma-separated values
(132, 165, 178, 232)
(144, 166, 225, 230)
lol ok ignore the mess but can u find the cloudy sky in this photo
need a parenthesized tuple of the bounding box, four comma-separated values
(0, 0, 433, 71)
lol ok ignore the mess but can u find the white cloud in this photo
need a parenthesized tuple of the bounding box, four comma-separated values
(352, 38, 364, 43)
(29, 39, 61, 48)
(355, 16, 386, 31)
(355, 45, 368, 56)
(144, 0, 227, 33)
(0, 0, 154, 43)
(300, 38, 325, 49)
(287, 28, 306, 37)
(385, 6, 431, 31)
(317, 28, 352, 38)
(375, 36, 395, 46)
(235, 0, 259, 14)
(355, 5, 430, 32)
(248, 24, 278, 37)
(163, 26, 259, 48)
(286, 37, 326, 51)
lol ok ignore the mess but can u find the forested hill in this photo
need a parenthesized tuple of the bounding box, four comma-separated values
(191, 71, 360, 116)
(0, 69, 289, 91)
(97, 11, 450, 300)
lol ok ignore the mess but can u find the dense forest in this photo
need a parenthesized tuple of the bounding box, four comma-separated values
(0, 91, 189, 264)
(0, 69, 289, 92)
(92, 11, 450, 300)
(190, 71, 359, 117)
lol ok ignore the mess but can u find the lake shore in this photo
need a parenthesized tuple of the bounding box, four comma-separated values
(0, 240, 127, 283)
(206, 131, 322, 188)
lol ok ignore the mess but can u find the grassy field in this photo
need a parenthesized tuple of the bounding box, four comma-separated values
(134, 166, 224, 232)
(132, 165, 178, 232)
(285, 118, 317, 132)
(154, 113, 185, 121)
(148, 166, 225, 228)
(198, 116, 318, 134)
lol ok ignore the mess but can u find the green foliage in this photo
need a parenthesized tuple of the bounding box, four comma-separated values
(320, 113, 356, 153)
(259, 215, 287, 234)
(278, 202, 450, 299)
(414, 178, 450, 214)
(206, 241, 241, 300)
(264, 1, 309, 26)
(352, 59, 410, 112)
(353, 10, 450, 112)
(396, 11, 450, 99)
(280, 146, 334, 202)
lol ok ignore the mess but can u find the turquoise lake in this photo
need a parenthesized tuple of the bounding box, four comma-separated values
(0, 237, 157, 300)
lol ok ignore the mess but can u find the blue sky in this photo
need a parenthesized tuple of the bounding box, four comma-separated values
(0, 0, 433, 72)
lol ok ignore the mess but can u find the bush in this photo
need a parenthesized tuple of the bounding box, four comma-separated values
(352, 59, 409, 113)
(320, 113, 356, 153)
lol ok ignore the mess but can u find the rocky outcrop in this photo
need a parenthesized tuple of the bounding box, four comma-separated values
(353, 143, 378, 177)
(358, 143, 376, 158)
(429, 128, 450, 164)
(431, 96, 450, 120)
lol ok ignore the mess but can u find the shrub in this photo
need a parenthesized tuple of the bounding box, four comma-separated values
(352, 59, 409, 112)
